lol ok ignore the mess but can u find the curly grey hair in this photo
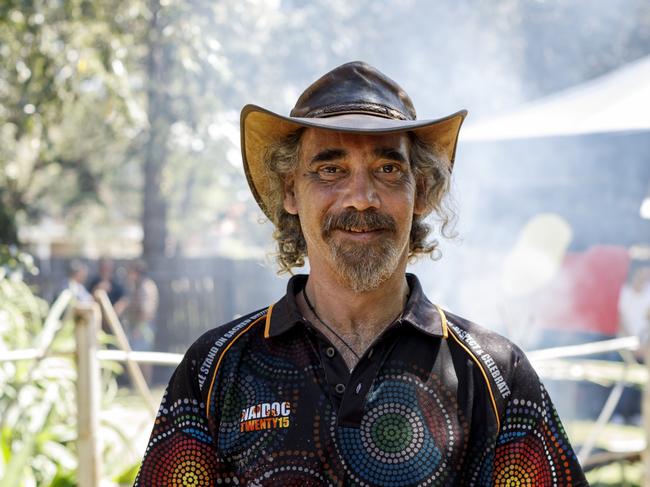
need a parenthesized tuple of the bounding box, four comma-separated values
(263, 129, 457, 274)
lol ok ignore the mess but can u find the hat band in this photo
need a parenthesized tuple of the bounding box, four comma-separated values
(298, 102, 411, 121)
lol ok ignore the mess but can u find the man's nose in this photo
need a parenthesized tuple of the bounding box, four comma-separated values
(341, 170, 380, 211)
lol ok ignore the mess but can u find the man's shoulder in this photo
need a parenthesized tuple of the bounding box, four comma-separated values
(443, 310, 530, 403)
(444, 311, 523, 355)
(187, 307, 270, 358)
(182, 306, 270, 392)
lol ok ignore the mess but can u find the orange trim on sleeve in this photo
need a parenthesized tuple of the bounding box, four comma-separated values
(263, 303, 275, 338)
(448, 328, 501, 432)
(434, 304, 448, 339)
(206, 313, 267, 418)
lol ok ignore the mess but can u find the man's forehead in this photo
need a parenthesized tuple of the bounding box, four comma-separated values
(300, 127, 410, 153)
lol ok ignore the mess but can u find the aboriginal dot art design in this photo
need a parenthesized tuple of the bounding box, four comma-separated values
(136, 391, 232, 486)
(331, 372, 468, 486)
(135, 280, 588, 486)
(491, 388, 581, 486)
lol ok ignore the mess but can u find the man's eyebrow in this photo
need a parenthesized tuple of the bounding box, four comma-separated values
(374, 147, 407, 163)
(310, 148, 347, 164)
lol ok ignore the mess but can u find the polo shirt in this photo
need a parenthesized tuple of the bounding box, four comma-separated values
(135, 274, 588, 486)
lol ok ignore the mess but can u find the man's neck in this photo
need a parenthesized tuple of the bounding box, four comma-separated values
(298, 263, 410, 368)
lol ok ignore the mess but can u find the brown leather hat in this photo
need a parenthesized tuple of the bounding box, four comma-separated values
(241, 61, 467, 221)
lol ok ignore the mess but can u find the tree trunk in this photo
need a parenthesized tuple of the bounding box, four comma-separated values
(142, 0, 170, 267)
(0, 194, 19, 245)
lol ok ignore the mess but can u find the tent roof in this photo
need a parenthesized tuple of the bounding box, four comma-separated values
(461, 55, 650, 141)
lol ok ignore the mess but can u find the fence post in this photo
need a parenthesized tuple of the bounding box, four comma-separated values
(74, 303, 102, 487)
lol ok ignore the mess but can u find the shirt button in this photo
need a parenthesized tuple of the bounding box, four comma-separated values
(367, 348, 374, 359)
(335, 383, 346, 394)
(355, 383, 362, 394)
(325, 346, 336, 358)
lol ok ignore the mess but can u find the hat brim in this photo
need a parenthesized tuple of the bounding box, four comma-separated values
(240, 104, 468, 221)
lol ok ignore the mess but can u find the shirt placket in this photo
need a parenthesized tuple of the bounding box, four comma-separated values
(308, 323, 403, 428)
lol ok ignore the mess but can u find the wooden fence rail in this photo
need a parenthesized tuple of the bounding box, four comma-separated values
(94, 289, 158, 419)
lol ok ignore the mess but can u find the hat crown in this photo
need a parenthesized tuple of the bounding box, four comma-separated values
(290, 61, 417, 121)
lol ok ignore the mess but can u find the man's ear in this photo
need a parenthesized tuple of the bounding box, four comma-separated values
(413, 175, 429, 216)
(283, 175, 299, 215)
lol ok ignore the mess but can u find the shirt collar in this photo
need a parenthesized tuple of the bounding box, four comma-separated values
(264, 273, 448, 339)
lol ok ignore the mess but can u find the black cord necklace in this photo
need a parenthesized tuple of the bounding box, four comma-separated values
(302, 290, 361, 360)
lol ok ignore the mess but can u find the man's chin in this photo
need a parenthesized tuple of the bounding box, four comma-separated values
(333, 270, 384, 293)
(329, 242, 401, 293)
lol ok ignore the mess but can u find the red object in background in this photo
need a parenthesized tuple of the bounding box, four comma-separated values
(535, 245, 630, 335)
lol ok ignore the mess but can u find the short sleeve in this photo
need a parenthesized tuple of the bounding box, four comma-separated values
(134, 345, 236, 486)
(491, 352, 589, 486)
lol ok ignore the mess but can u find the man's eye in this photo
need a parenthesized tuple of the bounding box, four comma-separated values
(319, 166, 341, 174)
(379, 164, 400, 174)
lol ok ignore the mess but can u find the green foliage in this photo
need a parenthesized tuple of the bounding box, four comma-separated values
(48, 470, 77, 487)
(113, 462, 141, 486)
(0, 244, 38, 278)
(0, 0, 142, 247)
(0, 261, 75, 485)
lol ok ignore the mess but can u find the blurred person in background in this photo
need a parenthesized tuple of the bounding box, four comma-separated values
(619, 267, 650, 347)
(61, 259, 93, 303)
(135, 62, 587, 486)
(122, 260, 159, 382)
(87, 257, 126, 312)
(616, 266, 650, 424)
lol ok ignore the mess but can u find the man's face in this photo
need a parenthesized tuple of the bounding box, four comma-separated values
(283, 128, 426, 292)
(74, 267, 88, 283)
(99, 260, 113, 278)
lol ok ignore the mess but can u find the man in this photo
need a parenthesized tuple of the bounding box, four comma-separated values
(135, 62, 587, 486)
(61, 259, 93, 303)
(122, 260, 159, 381)
(88, 257, 126, 310)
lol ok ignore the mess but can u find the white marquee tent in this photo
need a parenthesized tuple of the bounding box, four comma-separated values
(461, 55, 650, 141)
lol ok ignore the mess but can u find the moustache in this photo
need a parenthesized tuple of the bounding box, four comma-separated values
(322, 209, 397, 237)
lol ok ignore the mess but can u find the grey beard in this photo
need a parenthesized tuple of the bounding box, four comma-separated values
(328, 237, 401, 293)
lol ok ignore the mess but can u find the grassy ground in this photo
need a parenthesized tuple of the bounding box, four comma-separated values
(587, 462, 641, 486)
(566, 420, 644, 486)
(101, 386, 165, 485)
